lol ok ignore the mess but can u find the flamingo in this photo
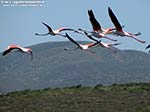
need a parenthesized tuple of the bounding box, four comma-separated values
(88, 9, 117, 34)
(77, 28, 117, 42)
(74, 9, 118, 42)
(99, 41, 121, 53)
(74, 10, 118, 41)
(108, 7, 145, 43)
(35, 22, 75, 37)
(65, 33, 100, 53)
(83, 31, 121, 53)
(2, 45, 33, 60)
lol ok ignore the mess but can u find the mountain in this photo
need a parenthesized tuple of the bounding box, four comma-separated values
(0, 41, 150, 94)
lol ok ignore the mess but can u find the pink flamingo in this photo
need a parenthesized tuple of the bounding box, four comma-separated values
(65, 33, 100, 53)
(2, 45, 33, 60)
(108, 7, 145, 43)
(35, 22, 75, 37)
(88, 9, 117, 35)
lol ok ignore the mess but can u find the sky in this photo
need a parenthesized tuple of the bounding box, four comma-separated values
(0, 0, 150, 52)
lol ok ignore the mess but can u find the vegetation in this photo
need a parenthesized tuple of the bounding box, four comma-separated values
(0, 83, 150, 112)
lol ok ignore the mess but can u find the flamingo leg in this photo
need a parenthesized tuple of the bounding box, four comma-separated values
(128, 35, 146, 43)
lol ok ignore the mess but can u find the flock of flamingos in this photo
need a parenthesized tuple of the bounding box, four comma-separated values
(2, 7, 150, 60)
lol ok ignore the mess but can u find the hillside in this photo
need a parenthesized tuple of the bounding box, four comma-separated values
(0, 83, 150, 112)
(0, 41, 150, 94)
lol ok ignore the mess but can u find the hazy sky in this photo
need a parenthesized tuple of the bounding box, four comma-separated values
(0, 0, 150, 52)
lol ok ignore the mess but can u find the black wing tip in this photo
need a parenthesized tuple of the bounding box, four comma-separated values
(88, 9, 94, 16)
(146, 45, 150, 49)
(65, 33, 75, 43)
(42, 22, 49, 27)
(65, 33, 71, 38)
(41, 21, 52, 32)
(41, 21, 44, 24)
(108, 7, 112, 11)
(2, 53, 5, 56)
(108, 7, 114, 15)
(2, 51, 7, 56)
(42, 21, 46, 25)
(65, 33, 69, 36)
(108, 8, 112, 14)
(88, 9, 92, 12)
(42, 21, 49, 26)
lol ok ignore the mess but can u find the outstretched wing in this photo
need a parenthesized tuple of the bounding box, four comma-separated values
(83, 31, 105, 47)
(42, 22, 53, 33)
(58, 28, 75, 32)
(108, 7, 122, 31)
(88, 9, 102, 32)
(2, 45, 20, 56)
(84, 41, 101, 48)
(65, 33, 81, 48)
(2, 48, 14, 56)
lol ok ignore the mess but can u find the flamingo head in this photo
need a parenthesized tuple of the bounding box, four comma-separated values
(35, 33, 39, 36)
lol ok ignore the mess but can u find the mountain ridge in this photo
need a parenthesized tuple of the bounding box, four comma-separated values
(0, 41, 150, 94)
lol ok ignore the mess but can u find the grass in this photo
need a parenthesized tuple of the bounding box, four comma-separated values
(0, 82, 150, 112)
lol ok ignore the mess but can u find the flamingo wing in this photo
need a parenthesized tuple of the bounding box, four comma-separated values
(146, 44, 150, 49)
(83, 32, 105, 47)
(84, 31, 99, 42)
(65, 33, 81, 48)
(2, 45, 20, 56)
(2, 48, 15, 56)
(58, 28, 75, 32)
(108, 7, 122, 31)
(88, 9, 102, 32)
(42, 22, 53, 33)
(85, 41, 101, 48)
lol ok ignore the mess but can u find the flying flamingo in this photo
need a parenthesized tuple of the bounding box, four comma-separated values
(88, 9, 117, 34)
(77, 28, 117, 42)
(35, 22, 75, 37)
(74, 9, 118, 42)
(83, 31, 121, 53)
(65, 33, 100, 53)
(2, 45, 33, 60)
(99, 41, 121, 53)
(108, 7, 145, 43)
